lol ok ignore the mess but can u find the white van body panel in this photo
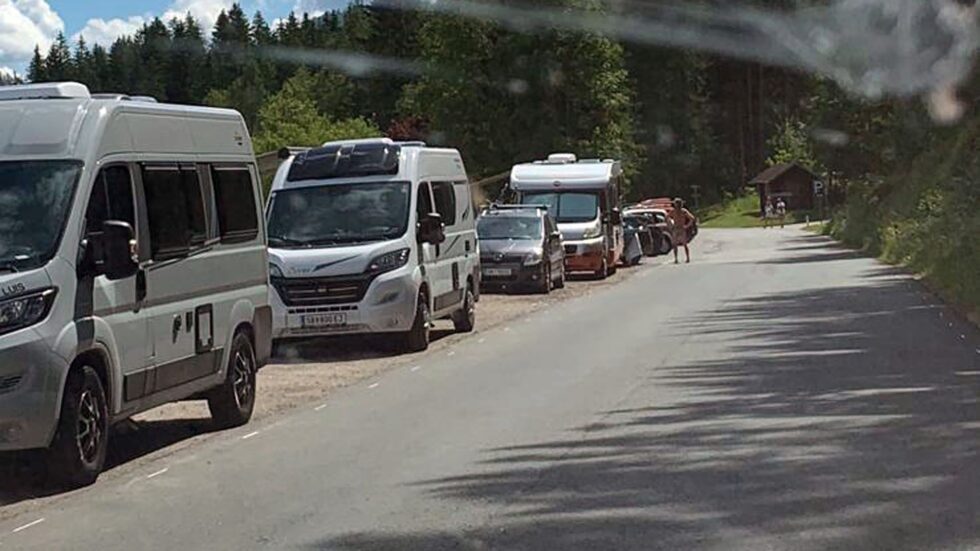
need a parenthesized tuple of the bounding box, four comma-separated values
(0, 85, 270, 452)
(268, 140, 478, 339)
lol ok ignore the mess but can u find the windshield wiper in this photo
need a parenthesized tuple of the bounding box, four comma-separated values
(0, 263, 18, 274)
(268, 235, 310, 247)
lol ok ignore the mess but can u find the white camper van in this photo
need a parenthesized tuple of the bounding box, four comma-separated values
(510, 154, 625, 278)
(0, 83, 271, 486)
(267, 138, 478, 352)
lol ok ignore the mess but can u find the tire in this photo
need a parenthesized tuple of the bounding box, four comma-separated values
(554, 263, 565, 289)
(607, 255, 618, 276)
(46, 366, 109, 488)
(538, 264, 552, 294)
(208, 331, 257, 429)
(658, 236, 673, 255)
(452, 285, 476, 333)
(594, 258, 608, 280)
(400, 292, 431, 352)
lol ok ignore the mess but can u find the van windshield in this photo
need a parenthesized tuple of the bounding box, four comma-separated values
(0, 160, 82, 272)
(267, 181, 411, 248)
(521, 192, 598, 223)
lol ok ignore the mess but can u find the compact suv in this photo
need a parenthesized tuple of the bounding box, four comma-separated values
(477, 205, 565, 293)
(0, 83, 272, 486)
(267, 138, 479, 352)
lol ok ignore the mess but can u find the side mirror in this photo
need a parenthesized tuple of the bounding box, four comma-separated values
(417, 213, 446, 245)
(103, 220, 138, 280)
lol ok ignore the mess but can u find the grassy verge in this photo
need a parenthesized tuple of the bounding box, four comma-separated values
(700, 192, 816, 228)
(823, 131, 980, 326)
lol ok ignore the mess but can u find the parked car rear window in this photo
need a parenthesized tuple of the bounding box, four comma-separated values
(211, 166, 259, 243)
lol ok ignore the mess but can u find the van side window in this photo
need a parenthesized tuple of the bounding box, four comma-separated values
(417, 183, 434, 219)
(211, 166, 259, 243)
(431, 181, 456, 226)
(85, 165, 135, 234)
(142, 165, 208, 260)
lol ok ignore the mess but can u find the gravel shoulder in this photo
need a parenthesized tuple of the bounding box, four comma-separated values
(0, 260, 656, 522)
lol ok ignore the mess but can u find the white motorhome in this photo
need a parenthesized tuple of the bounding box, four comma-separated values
(0, 83, 271, 486)
(510, 154, 625, 278)
(267, 138, 478, 352)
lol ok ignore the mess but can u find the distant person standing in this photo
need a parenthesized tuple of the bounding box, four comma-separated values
(763, 198, 775, 229)
(668, 198, 696, 264)
(776, 197, 787, 228)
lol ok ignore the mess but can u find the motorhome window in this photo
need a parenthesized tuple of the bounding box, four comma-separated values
(0, 160, 81, 272)
(211, 166, 259, 243)
(477, 216, 542, 240)
(85, 166, 135, 234)
(142, 166, 208, 260)
(431, 181, 457, 225)
(417, 183, 434, 219)
(267, 181, 410, 248)
(521, 192, 599, 223)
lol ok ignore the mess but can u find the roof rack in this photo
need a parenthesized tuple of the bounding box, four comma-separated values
(485, 204, 548, 213)
(90, 93, 159, 103)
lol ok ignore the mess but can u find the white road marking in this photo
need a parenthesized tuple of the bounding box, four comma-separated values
(368, 382, 380, 389)
(447, 351, 456, 357)
(504, 326, 511, 332)
(12, 519, 44, 533)
(314, 404, 327, 411)
(410, 365, 421, 372)
(242, 431, 260, 440)
(478, 338, 486, 343)
(146, 468, 169, 479)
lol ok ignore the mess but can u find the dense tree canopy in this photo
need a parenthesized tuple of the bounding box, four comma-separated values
(20, 1, 972, 209)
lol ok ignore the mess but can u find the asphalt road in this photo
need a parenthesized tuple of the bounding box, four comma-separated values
(2, 227, 978, 550)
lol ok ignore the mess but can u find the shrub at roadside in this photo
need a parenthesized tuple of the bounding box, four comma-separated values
(825, 155, 980, 320)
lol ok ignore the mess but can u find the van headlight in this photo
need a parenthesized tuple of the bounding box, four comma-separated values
(523, 251, 543, 266)
(269, 263, 284, 279)
(0, 288, 56, 336)
(366, 248, 411, 274)
(582, 225, 602, 239)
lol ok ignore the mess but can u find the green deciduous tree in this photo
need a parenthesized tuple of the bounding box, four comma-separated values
(253, 68, 380, 153)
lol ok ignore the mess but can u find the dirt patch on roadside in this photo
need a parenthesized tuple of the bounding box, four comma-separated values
(139, 265, 644, 423)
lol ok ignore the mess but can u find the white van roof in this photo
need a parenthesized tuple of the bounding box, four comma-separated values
(510, 153, 622, 191)
(272, 138, 463, 191)
(0, 82, 252, 162)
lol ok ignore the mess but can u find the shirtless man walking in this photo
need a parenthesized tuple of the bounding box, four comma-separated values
(668, 198, 697, 264)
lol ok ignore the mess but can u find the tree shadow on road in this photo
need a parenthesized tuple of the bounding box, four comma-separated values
(0, 417, 218, 507)
(312, 270, 980, 549)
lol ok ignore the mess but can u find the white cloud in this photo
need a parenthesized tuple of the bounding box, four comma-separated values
(293, 0, 350, 14)
(0, 0, 64, 68)
(0, 65, 15, 78)
(69, 0, 236, 51)
(72, 16, 147, 47)
(162, 0, 236, 33)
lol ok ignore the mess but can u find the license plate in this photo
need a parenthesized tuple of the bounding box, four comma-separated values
(484, 268, 512, 276)
(302, 313, 347, 328)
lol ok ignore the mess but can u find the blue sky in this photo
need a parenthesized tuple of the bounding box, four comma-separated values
(0, 0, 352, 76)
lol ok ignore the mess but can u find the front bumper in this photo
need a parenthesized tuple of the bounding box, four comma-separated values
(480, 261, 546, 288)
(0, 329, 67, 451)
(563, 237, 606, 272)
(272, 270, 420, 339)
